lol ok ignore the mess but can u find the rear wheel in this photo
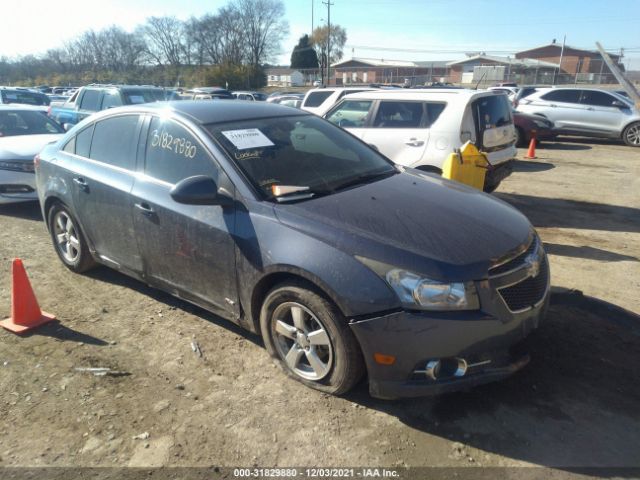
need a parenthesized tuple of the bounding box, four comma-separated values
(515, 127, 526, 147)
(48, 203, 95, 273)
(622, 122, 640, 147)
(260, 282, 364, 395)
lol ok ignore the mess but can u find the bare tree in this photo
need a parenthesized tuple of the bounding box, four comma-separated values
(236, 0, 288, 66)
(141, 16, 187, 67)
(312, 24, 347, 71)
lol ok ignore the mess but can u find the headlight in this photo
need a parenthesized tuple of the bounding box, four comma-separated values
(385, 268, 479, 311)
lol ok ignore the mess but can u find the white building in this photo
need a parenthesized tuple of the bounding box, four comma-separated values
(265, 68, 304, 87)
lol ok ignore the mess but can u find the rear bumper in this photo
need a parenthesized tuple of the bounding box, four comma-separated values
(485, 160, 514, 190)
(349, 294, 548, 400)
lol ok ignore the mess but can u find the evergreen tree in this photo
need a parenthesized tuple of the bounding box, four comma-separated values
(290, 34, 318, 69)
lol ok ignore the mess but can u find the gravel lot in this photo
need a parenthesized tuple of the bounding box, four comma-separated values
(0, 137, 639, 478)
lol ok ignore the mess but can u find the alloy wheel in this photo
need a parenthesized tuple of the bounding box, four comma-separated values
(53, 211, 81, 263)
(272, 302, 334, 381)
(626, 124, 640, 146)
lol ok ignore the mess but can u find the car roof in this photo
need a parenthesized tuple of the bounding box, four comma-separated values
(343, 88, 497, 101)
(92, 100, 310, 125)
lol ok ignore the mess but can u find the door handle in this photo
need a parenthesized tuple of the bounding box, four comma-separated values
(73, 177, 88, 191)
(405, 138, 425, 147)
(134, 202, 155, 216)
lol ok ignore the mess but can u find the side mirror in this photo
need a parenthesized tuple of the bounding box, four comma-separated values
(63, 123, 72, 131)
(612, 100, 629, 109)
(170, 175, 232, 206)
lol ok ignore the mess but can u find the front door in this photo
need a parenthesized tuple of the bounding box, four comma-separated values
(131, 116, 239, 317)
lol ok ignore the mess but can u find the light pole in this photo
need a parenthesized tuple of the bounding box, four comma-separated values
(323, 1, 333, 86)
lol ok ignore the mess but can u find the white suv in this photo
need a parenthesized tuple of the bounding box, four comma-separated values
(324, 89, 517, 190)
(301, 87, 378, 116)
(516, 88, 640, 147)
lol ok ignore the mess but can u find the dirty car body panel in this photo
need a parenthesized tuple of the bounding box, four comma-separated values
(36, 101, 549, 399)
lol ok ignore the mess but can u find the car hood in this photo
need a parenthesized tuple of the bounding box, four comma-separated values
(273, 170, 533, 281)
(0, 134, 63, 160)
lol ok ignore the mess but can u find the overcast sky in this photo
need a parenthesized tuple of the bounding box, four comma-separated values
(2, 0, 639, 69)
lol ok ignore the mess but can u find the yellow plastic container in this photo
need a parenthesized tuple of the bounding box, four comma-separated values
(441, 141, 489, 190)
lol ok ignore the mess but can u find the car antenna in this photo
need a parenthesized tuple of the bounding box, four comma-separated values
(474, 71, 488, 90)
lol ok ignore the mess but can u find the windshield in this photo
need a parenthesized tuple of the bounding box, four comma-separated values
(0, 110, 64, 137)
(1, 90, 50, 106)
(207, 115, 396, 200)
(122, 89, 166, 104)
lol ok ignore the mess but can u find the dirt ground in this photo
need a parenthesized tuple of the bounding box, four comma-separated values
(0, 136, 639, 479)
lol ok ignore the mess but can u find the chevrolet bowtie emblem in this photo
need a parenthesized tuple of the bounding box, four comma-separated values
(524, 253, 540, 278)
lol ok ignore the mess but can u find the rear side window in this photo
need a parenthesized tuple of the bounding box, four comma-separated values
(75, 125, 94, 158)
(304, 91, 333, 107)
(79, 90, 101, 111)
(580, 90, 618, 107)
(326, 100, 373, 128)
(541, 89, 581, 103)
(144, 117, 217, 185)
(373, 101, 424, 128)
(101, 91, 123, 109)
(89, 115, 140, 170)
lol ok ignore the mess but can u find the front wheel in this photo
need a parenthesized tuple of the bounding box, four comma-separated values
(260, 282, 364, 395)
(48, 203, 96, 273)
(622, 122, 640, 147)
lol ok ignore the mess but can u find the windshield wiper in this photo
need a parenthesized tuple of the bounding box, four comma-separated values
(332, 169, 397, 192)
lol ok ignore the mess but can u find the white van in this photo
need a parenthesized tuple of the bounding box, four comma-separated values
(301, 87, 378, 116)
(324, 89, 517, 190)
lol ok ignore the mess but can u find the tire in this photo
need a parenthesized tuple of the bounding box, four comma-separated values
(260, 281, 364, 395)
(48, 203, 96, 273)
(515, 127, 526, 148)
(622, 122, 640, 147)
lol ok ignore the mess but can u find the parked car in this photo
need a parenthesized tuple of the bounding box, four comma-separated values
(232, 91, 268, 101)
(36, 100, 549, 399)
(49, 85, 166, 129)
(1, 87, 50, 107)
(488, 86, 519, 103)
(268, 93, 305, 108)
(512, 111, 555, 147)
(301, 87, 378, 116)
(511, 85, 546, 108)
(324, 89, 517, 191)
(516, 87, 640, 146)
(0, 106, 64, 204)
(186, 87, 234, 100)
(267, 91, 300, 102)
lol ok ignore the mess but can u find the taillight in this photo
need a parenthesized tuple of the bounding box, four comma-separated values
(34, 154, 41, 169)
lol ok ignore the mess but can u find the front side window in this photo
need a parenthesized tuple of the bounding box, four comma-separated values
(208, 114, 396, 200)
(80, 90, 101, 111)
(541, 89, 581, 104)
(326, 100, 373, 128)
(580, 90, 618, 107)
(144, 117, 217, 184)
(88, 115, 139, 170)
(373, 101, 425, 128)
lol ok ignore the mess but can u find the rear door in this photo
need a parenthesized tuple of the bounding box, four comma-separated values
(69, 114, 143, 271)
(535, 89, 583, 129)
(77, 89, 103, 123)
(361, 100, 441, 167)
(130, 115, 239, 316)
(578, 90, 629, 135)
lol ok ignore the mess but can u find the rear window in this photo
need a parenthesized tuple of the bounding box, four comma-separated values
(122, 89, 165, 105)
(303, 91, 334, 107)
(541, 89, 581, 103)
(473, 95, 512, 130)
(1, 90, 50, 106)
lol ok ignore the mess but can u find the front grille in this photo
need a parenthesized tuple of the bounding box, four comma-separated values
(490, 236, 538, 276)
(498, 256, 549, 312)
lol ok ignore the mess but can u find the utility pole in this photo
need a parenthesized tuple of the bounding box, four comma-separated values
(323, 0, 333, 86)
(554, 34, 566, 85)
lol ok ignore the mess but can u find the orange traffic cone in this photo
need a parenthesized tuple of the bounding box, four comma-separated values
(524, 132, 537, 159)
(0, 259, 56, 333)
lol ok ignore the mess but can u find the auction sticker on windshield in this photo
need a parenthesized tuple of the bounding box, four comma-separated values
(222, 128, 274, 150)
